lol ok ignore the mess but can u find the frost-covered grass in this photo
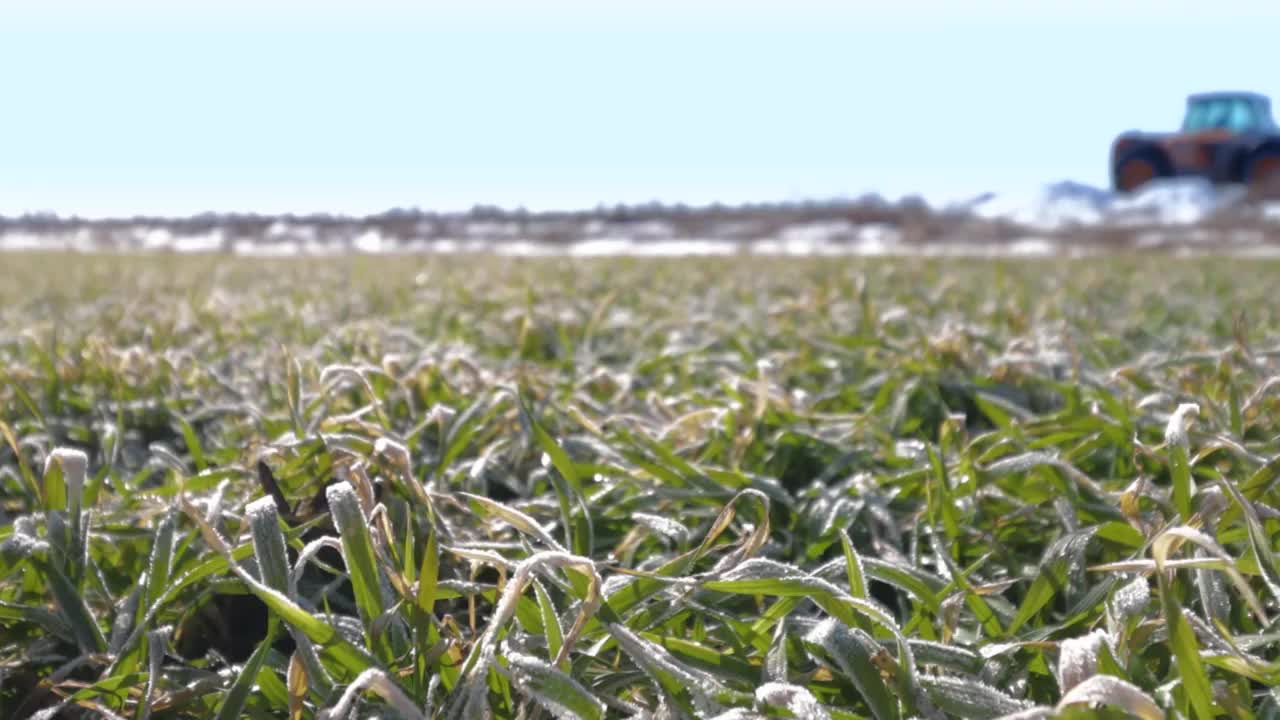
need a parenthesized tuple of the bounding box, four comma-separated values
(3, 250, 1280, 718)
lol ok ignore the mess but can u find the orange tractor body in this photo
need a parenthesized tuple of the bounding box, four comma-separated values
(1111, 91, 1280, 195)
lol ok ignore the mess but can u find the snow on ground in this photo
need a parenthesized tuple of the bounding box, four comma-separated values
(2, 177, 1278, 257)
(972, 180, 1114, 229)
(971, 177, 1252, 230)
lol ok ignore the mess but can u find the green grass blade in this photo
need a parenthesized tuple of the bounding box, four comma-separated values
(533, 579, 565, 670)
(505, 648, 606, 720)
(1159, 573, 1215, 720)
(34, 555, 107, 653)
(326, 481, 392, 662)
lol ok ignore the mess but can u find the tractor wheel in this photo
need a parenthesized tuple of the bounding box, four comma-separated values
(1245, 146, 1280, 198)
(1112, 146, 1171, 193)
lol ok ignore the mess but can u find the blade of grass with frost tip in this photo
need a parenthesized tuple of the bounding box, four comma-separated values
(179, 497, 375, 677)
(45, 448, 90, 586)
(326, 481, 392, 663)
(246, 496, 291, 593)
(504, 648, 606, 720)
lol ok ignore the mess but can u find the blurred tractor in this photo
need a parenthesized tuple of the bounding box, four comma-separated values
(1110, 91, 1280, 197)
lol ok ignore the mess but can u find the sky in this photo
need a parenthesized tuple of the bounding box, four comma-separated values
(2, 0, 1280, 218)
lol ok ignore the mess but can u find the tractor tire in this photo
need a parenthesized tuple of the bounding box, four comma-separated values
(1245, 145, 1280, 199)
(1112, 146, 1171, 193)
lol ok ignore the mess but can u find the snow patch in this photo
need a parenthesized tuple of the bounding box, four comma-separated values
(973, 178, 1249, 230)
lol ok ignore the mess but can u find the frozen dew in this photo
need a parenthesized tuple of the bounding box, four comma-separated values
(1163, 402, 1200, 449)
(1055, 628, 1110, 694)
(754, 682, 832, 720)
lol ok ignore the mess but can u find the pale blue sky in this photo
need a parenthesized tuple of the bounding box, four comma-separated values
(2, 0, 1278, 217)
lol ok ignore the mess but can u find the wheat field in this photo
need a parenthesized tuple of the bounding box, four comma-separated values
(2, 250, 1280, 719)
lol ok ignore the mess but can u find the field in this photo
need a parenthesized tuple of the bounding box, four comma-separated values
(4, 250, 1280, 719)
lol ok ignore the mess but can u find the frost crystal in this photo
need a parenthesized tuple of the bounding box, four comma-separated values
(755, 682, 832, 720)
(1163, 402, 1200, 449)
(1109, 575, 1151, 621)
(1055, 629, 1110, 694)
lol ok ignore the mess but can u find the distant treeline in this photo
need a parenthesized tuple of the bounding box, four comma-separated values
(0, 193, 1051, 251)
(0, 194, 961, 233)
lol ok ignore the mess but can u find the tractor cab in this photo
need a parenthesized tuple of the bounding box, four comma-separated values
(1181, 91, 1277, 134)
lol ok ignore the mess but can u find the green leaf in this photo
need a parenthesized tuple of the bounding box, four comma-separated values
(43, 452, 68, 513)
(803, 622, 900, 720)
(246, 496, 292, 594)
(143, 509, 177, 615)
(175, 413, 207, 472)
(534, 579, 565, 671)
(1216, 472, 1280, 603)
(1170, 442, 1193, 521)
(417, 524, 439, 615)
(34, 554, 107, 654)
(1160, 573, 1215, 720)
(505, 650, 606, 720)
(326, 482, 392, 662)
